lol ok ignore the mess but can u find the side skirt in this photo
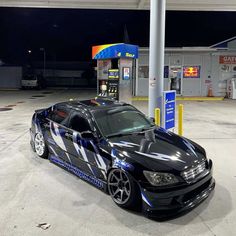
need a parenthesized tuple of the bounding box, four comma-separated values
(49, 154, 108, 193)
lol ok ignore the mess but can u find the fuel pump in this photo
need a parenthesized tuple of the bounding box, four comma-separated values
(92, 43, 139, 103)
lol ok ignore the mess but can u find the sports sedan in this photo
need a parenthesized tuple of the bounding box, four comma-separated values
(30, 98, 215, 217)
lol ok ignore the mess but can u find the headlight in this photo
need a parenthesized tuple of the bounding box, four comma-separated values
(143, 171, 178, 186)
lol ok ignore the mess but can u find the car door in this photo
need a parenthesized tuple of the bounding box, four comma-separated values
(63, 111, 108, 181)
(44, 105, 71, 162)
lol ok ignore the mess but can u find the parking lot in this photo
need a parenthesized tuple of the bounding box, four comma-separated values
(0, 89, 236, 236)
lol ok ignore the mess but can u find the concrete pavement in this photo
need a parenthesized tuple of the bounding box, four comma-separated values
(0, 89, 235, 236)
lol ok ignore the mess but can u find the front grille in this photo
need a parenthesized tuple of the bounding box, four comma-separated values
(181, 161, 206, 182)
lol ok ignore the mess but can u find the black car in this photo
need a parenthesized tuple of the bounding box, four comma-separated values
(30, 98, 215, 217)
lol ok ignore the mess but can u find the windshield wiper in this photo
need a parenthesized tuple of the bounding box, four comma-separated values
(106, 132, 134, 138)
(136, 125, 156, 133)
(106, 125, 155, 138)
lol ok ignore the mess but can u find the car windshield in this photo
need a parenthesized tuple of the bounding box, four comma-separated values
(93, 106, 154, 137)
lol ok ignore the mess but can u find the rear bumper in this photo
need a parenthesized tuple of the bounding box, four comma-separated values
(141, 161, 215, 219)
(22, 80, 38, 87)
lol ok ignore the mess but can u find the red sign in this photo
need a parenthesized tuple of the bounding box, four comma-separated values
(183, 66, 200, 78)
(219, 56, 236, 64)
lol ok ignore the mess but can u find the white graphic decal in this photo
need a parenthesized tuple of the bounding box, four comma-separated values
(48, 145, 58, 156)
(112, 141, 139, 148)
(141, 193, 152, 207)
(90, 141, 107, 179)
(183, 138, 198, 157)
(135, 151, 186, 163)
(72, 132, 94, 175)
(50, 122, 72, 164)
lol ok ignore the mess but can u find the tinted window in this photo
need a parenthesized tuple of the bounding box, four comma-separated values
(49, 106, 70, 125)
(69, 114, 92, 133)
(93, 106, 153, 137)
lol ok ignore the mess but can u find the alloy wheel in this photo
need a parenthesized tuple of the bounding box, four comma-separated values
(34, 133, 45, 156)
(108, 169, 131, 205)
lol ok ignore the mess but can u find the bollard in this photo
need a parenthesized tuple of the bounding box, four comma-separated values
(178, 104, 184, 136)
(154, 108, 161, 126)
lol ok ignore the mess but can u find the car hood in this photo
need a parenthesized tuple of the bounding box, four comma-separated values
(108, 127, 206, 172)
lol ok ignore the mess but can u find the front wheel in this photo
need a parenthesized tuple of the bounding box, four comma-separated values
(34, 133, 48, 158)
(108, 169, 141, 210)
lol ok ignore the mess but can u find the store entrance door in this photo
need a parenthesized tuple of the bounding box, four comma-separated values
(169, 66, 182, 95)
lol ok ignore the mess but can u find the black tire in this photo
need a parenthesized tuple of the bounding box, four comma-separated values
(108, 168, 141, 210)
(34, 132, 49, 159)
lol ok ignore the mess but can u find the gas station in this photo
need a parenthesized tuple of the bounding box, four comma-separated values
(0, 1, 236, 235)
(137, 38, 236, 98)
(1, 0, 236, 118)
(92, 43, 139, 102)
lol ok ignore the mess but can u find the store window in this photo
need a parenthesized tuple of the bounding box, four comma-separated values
(138, 65, 169, 79)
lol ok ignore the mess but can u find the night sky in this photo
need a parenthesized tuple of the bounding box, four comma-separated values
(0, 7, 236, 64)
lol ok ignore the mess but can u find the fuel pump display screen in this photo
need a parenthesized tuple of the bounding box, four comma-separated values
(108, 80, 119, 100)
(108, 69, 119, 79)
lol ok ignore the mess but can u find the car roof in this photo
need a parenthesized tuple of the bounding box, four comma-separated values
(57, 97, 129, 112)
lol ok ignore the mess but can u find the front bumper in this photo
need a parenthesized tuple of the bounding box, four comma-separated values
(140, 161, 215, 218)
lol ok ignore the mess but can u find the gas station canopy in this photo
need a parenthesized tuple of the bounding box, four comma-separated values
(1, 0, 236, 11)
(92, 44, 139, 60)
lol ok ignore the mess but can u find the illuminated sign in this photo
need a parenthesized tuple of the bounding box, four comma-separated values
(108, 69, 119, 79)
(123, 67, 130, 80)
(92, 43, 138, 59)
(163, 90, 176, 130)
(125, 53, 135, 58)
(219, 55, 236, 64)
(183, 66, 200, 78)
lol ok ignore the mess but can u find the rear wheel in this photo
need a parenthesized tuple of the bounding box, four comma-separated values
(108, 169, 141, 209)
(34, 133, 48, 159)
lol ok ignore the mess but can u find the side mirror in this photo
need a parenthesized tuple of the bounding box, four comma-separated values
(81, 131, 97, 140)
(149, 117, 155, 123)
